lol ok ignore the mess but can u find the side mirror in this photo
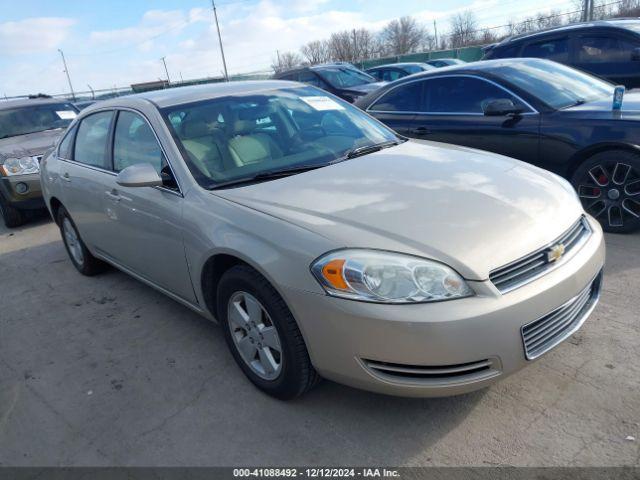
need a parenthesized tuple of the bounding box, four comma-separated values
(116, 163, 163, 188)
(482, 98, 523, 116)
(631, 47, 640, 61)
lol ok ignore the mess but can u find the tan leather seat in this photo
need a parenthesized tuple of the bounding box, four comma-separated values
(180, 120, 230, 177)
(228, 120, 283, 167)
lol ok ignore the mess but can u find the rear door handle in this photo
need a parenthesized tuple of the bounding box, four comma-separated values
(105, 190, 121, 203)
(410, 127, 432, 136)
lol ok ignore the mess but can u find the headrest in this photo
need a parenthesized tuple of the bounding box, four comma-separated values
(182, 120, 212, 139)
(232, 120, 256, 135)
(236, 104, 273, 121)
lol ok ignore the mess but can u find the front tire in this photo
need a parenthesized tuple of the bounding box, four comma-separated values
(0, 194, 26, 228)
(57, 206, 107, 276)
(217, 265, 320, 399)
(571, 150, 640, 233)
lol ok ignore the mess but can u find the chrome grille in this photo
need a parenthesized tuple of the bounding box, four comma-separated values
(522, 272, 602, 360)
(362, 358, 500, 384)
(490, 216, 591, 293)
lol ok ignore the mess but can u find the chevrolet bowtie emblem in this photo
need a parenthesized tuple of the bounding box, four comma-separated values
(547, 243, 566, 263)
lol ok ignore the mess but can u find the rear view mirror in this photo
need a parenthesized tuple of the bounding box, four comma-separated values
(483, 98, 523, 116)
(116, 163, 163, 188)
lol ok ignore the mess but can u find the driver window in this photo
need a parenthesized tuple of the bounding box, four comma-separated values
(423, 76, 524, 113)
(113, 111, 164, 174)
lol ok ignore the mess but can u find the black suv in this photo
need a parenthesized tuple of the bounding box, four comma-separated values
(483, 19, 640, 88)
(273, 63, 386, 103)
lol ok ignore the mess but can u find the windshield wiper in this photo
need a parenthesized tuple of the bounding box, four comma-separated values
(342, 139, 404, 160)
(209, 164, 323, 190)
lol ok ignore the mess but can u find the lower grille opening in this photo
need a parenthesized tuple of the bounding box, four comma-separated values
(362, 358, 501, 385)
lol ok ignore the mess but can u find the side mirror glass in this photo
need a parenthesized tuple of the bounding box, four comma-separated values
(116, 163, 163, 188)
(482, 98, 523, 116)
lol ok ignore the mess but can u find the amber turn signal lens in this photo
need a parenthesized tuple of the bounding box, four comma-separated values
(321, 258, 348, 290)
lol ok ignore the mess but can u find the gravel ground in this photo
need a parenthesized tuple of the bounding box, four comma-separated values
(0, 214, 638, 467)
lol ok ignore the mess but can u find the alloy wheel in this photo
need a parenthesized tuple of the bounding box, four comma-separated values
(62, 217, 85, 266)
(576, 161, 640, 229)
(227, 291, 283, 381)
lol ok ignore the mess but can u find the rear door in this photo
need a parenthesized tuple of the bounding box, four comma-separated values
(572, 31, 640, 88)
(409, 75, 541, 164)
(60, 110, 115, 251)
(365, 80, 422, 136)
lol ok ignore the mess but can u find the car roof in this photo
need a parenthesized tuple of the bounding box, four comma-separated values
(497, 18, 640, 46)
(0, 97, 72, 111)
(367, 62, 428, 70)
(81, 80, 304, 110)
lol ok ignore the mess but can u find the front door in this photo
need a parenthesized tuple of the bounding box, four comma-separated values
(409, 75, 541, 165)
(97, 110, 196, 303)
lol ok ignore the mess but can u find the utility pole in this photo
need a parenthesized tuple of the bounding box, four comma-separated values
(588, 0, 595, 21)
(211, 0, 229, 81)
(433, 20, 438, 49)
(58, 49, 76, 101)
(161, 56, 171, 84)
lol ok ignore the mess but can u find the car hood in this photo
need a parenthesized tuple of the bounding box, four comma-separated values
(562, 92, 640, 120)
(343, 81, 387, 94)
(0, 129, 64, 163)
(214, 141, 583, 280)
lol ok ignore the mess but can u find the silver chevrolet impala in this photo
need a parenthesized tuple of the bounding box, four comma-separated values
(40, 81, 605, 399)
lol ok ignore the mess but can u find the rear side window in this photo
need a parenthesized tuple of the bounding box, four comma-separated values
(73, 111, 113, 169)
(577, 35, 640, 62)
(58, 125, 77, 159)
(522, 37, 569, 62)
(369, 81, 422, 112)
(113, 111, 163, 173)
(380, 69, 404, 82)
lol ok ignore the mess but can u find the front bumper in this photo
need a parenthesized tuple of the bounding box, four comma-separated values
(283, 217, 605, 397)
(0, 173, 44, 210)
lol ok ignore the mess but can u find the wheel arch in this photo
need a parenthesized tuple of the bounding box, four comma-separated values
(49, 196, 63, 225)
(567, 142, 640, 178)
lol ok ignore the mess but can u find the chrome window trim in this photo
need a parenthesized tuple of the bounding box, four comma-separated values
(490, 216, 592, 295)
(62, 106, 183, 197)
(366, 74, 539, 116)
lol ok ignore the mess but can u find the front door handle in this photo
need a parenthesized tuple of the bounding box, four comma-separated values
(410, 127, 432, 136)
(62, 172, 71, 182)
(105, 190, 121, 203)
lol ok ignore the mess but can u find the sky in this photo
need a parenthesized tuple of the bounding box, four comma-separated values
(0, 0, 580, 97)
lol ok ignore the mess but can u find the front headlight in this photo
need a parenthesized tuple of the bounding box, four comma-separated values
(1, 156, 40, 176)
(311, 249, 473, 304)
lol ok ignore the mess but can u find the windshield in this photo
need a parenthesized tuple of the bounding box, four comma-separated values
(315, 67, 376, 88)
(489, 59, 613, 109)
(162, 86, 398, 188)
(0, 103, 77, 139)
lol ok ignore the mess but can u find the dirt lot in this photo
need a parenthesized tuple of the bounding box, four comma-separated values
(0, 213, 638, 467)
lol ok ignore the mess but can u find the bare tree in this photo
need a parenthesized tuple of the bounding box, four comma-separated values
(271, 51, 302, 73)
(479, 28, 499, 45)
(380, 16, 427, 55)
(449, 11, 478, 48)
(301, 40, 330, 65)
(328, 30, 356, 61)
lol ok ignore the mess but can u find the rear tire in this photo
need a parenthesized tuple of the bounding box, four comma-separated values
(0, 194, 26, 228)
(57, 206, 107, 276)
(217, 265, 320, 399)
(571, 150, 640, 233)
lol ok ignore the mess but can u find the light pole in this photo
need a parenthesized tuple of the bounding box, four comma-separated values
(58, 49, 76, 101)
(161, 56, 171, 84)
(211, 0, 229, 81)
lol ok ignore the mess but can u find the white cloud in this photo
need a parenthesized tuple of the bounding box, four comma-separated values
(0, 17, 75, 54)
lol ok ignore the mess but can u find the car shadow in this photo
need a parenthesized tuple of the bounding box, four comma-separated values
(0, 237, 485, 466)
